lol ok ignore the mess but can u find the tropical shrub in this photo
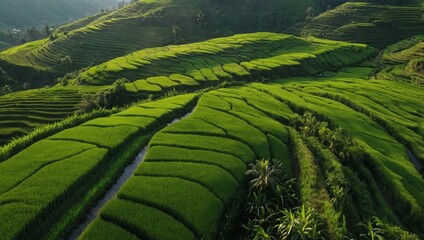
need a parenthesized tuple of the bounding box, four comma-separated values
(276, 205, 324, 240)
(246, 159, 284, 193)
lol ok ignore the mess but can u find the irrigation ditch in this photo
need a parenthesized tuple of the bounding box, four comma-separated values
(407, 148, 422, 173)
(67, 108, 195, 239)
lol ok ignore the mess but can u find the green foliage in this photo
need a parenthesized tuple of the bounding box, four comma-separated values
(0, 33, 374, 148)
(76, 78, 129, 113)
(0, 84, 12, 95)
(242, 177, 300, 240)
(268, 134, 293, 176)
(246, 159, 283, 193)
(0, 41, 9, 50)
(360, 217, 420, 240)
(222, 63, 251, 79)
(291, 112, 358, 163)
(276, 205, 324, 240)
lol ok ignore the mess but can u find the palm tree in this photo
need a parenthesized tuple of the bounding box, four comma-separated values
(246, 159, 283, 193)
(327, 128, 354, 161)
(291, 112, 319, 138)
(303, 112, 319, 137)
(317, 121, 331, 144)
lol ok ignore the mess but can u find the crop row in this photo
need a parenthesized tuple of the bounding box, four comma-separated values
(75, 33, 375, 90)
(379, 34, 424, 84)
(80, 87, 293, 239)
(0, 86, 104, 145)
(0, 94, 197, 239)
(382, 34, 424, 64)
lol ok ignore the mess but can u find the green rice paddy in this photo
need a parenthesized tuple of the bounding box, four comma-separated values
(0, 27, 422, 239)
(0, 86, 105, 146)
(378, 34, 424, 84)
(80, 67, 424, 239)
(73, 33, 374, 93)
(0, 94, 197, 239)
(0, 0, 200, 71)
(301, 2, 424, 49)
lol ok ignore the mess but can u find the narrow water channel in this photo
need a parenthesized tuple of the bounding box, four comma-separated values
(67, 109, 194, 239)
(407, 148, 422, 172)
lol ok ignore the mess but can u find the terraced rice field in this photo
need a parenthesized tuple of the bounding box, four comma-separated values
(0, 29, 422, 239)
(0, 32, 375, 147)
(0, 86, 105, 145)
(81, 85, 292, 240)
(378, 34, 424, 84)
(80, 68, 424, 239)
(0, 0, 200, 71)
(74, 33, 375, 93)
(301, 2, 424, 49)
(0, 94, 197, 239)
(382, 35, 424, 64)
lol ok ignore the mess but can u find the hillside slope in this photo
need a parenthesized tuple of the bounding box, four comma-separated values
(0, 0, 311, 72)
(301, 1, 424, 49)
(378, 34, 424, 84)
(0, 33, 375, 146)
(73, 32, 375, 87)
(0, 86, 106, 146)
(80, 74, 424, 238)
(0, 0, 117, 30)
